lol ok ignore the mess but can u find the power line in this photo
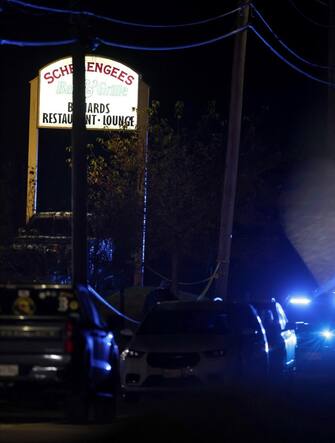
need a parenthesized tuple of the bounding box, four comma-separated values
(0, 37, 77, 46)
(88, 285, 140, 325)
(96, 26, 248, 51)
(145, 264, 217, 286)
(249, 25, 335, 87)
(288, 0, 334, 28)
(0, 23, 334, 88)
(0, 25, 247, 50)
(312, 0, 328, 7)
(252, 4, 334, 70)
(6, 0, 243, 29)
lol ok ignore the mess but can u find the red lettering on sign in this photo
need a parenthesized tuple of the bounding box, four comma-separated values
(95, 62, 103, 73)
(52, 69, 61, 79)
(87, 62, 95, 72)
(111, 67, 119, 78)
(44, 72, 54, 84)
(125, 75, 134, 86)
(60, 65, 70, 76)
(118, 70, 126, 82)
(103, 65, 111, 75)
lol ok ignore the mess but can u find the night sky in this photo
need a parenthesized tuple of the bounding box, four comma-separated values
(0, 0, 331, 296)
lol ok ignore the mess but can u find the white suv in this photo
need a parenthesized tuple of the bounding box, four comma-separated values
(120, 300, 269, 398)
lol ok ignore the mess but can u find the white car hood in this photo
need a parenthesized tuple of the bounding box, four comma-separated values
(129, 334, 236, 353)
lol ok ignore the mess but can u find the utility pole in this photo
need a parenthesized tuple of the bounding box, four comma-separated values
(71, 18, 87, 287)
(214, 0, 250, 298)
(328, 0, 335, 159)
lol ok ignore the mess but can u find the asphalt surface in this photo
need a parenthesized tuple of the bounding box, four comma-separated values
(1, 376, 335, 443)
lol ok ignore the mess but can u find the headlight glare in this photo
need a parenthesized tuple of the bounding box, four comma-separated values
(320, 329, 334, 340)
(289, 297, 311, 305)
(121, 348, 144, 360)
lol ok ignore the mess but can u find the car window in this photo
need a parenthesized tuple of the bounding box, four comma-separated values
(138, 310, 231, 335)
(137, 305, 259, 335)
(276, 302, 288, 330)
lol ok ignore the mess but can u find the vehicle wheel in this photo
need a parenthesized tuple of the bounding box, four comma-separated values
(65, 392, 91, 424)
(92, 394, 117, 424)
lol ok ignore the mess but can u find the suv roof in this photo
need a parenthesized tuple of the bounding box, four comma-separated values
(153, 300, 253, 312)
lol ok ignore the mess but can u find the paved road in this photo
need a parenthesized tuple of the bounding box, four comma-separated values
(1, 378, 335, 443)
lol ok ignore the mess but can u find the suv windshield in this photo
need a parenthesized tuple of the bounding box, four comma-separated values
(137, 305, 257, 335)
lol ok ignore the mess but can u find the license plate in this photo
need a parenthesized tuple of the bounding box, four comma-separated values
(0, 365, 19, 376)
(163, 369, 182, 378)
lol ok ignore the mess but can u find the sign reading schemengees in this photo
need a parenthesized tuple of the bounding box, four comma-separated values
(38, 55, 139, 130)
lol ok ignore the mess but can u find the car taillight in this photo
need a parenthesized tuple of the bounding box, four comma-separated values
(64, 319, 74, 353)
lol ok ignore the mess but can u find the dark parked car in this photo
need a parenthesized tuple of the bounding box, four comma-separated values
(120, 300, 269, 399)
(252, 299, 297, 379)
(0, 283, 119, 423)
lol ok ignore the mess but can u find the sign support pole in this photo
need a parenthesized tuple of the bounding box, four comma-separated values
(71, 42, 87, 287)
(134, 80, 150, 287)
(26, 77, 39, 222)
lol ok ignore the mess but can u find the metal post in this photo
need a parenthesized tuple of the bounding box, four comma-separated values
(328, 0, 335, 158)
(26, 77, 39, 222)
(71, 42, 87, 286)
(133, 81, 150, 287)
(214, 1, 250, 298)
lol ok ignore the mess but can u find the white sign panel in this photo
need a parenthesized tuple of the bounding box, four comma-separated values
(38, 55, 139, 130)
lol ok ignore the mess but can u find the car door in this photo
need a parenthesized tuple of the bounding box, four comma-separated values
(276, 302, 296, 367)
(78, 288, 116, 383)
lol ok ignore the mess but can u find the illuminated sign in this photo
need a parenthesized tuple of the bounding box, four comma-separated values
(38, 55, 139, 130)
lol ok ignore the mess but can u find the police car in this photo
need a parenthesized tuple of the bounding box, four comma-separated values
(286, 291, 335, 374)
(0, 283, 119, 422)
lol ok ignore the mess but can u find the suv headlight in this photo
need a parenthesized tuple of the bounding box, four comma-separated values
(121, 348, 145, 360)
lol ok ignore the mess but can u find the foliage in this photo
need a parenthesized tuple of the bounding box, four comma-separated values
(146, 100, 226, 285)
(84, 128, 144, 283)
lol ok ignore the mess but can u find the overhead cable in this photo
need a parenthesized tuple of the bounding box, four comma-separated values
(288, 0, 334, 28)
(251, 4, 334, 70)
(249, 25, 335, 87)
(0, 25, 247, 50)
(0, 37, 77, 46)
(96, 25, 248, 51)
(88, 285, 140, 325)
(312, 0, 328, 6)
(197, 262, 221, 300)
(6, 0, 242, 29)
(145, 264, 216, 286)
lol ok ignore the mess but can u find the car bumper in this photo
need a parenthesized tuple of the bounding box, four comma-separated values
(0, 354, 71, 385)
(120, 358, 237, 393)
